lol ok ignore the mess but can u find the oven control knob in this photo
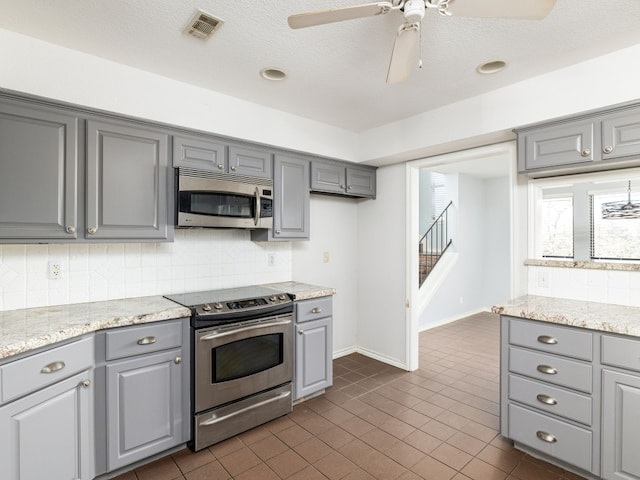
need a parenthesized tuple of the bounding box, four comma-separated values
(202, 304, 212, 311)
(269, 296, 277, 302)
(213, 302, 224, 310)
(278, 294, 287, 300)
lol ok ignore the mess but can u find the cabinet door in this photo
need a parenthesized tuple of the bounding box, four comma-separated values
(273, 155, 310, 240)
(310, 161, 346, 194)
(0, 101, 79, 240)
(86, 120, 171, 240)
(602, 369, 640, 480)
(173, 134, 227, 172)
(519, 120, 595, 172)
(602, 109, 640, 160)
(229, 146, 273, 179)
(0, 370, 93, 480)
(106, 348, 184, 471)
(295, 316, 333, 401)
(346, 167, 376, 198)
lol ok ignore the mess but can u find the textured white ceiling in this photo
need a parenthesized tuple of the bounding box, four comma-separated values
(1, 0, 639, 132)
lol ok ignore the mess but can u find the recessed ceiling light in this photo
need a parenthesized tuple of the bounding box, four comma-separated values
(476, 60, 507, 75)
(260, 68, 287, 81)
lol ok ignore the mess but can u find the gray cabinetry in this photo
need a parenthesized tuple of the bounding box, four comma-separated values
(501, 316, 598, 477)
(517, 102, 640, 177)
(86, 119, 171, 241)
(173, 134, 273, 179)
(0, 337, 94, 480)
(294, 296, 333, 402)
(253, 154, 310, 241)
(311, 160, 376, 198)
(0, 100, 79, 240)
(97, 319, 189, 473)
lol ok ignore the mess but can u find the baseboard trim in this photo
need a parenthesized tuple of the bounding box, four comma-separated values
(419, 307, 491, 332)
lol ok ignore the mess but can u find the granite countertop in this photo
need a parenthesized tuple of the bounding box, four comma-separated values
(264, 281, 336, 300)
(493, 295, 640, 337)
(0, 296, 191, 361)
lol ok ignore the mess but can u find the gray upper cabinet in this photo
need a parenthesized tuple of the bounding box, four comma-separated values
(517, 101, 640, 177)
(311, 160, 376, 198)
(0, 100, 79, 240)
(253, 154, 309, 241)
(173, 134, 273, 179)
(86, 119, 172, 241)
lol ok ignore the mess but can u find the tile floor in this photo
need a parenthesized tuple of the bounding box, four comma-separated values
(112, 312, 586, 480)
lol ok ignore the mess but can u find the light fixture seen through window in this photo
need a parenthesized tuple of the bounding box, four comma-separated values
(601, 181, 640, 219)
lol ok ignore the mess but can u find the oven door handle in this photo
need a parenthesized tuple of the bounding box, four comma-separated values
(199, 318, 292, 341)
(254, 186, 260, 226)
(199, 390, 292, 427)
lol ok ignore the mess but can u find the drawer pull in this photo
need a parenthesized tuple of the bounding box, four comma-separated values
(311, 307, 322, 314)
(137, 336, 157, 345)
(536, 431, 558, 443)
(536, 394, 558, 405)
(537, 335, 558, 345)
(536, 364, 558, 375)
(41, 361, 66, 374)
(81, 379, 91, 388)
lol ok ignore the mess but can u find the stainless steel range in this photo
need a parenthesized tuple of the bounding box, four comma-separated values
(165, 286, 293, 451)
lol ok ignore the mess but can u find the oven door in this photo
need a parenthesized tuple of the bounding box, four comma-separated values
(177, 174, 273, 229)
(194, 313, 293, 413)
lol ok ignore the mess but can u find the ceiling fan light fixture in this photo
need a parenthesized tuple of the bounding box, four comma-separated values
(476, 60, 507, 74)
(260, 67, 287, 81)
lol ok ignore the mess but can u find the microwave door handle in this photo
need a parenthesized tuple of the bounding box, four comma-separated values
(254, 186, 260, 226)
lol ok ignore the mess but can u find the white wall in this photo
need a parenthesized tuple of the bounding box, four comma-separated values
(356, 164, 408, 368)
(419, 170, 432, 235)
(0, 230, 291, 311)
(483, 177, 511, 305)
(292, 196, 359, 356)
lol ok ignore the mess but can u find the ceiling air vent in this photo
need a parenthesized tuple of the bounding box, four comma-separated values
(184, 9, 224, 40)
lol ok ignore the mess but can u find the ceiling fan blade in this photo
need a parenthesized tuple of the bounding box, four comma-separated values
(386, 23, 420, 84)
(288, 2, 394, 29)
(446, 0, 556, 20)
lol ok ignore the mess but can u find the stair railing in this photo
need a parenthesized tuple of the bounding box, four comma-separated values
(418, 201, 453, 287)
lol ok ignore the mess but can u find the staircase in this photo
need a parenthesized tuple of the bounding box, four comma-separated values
(419, 201, 453, 287)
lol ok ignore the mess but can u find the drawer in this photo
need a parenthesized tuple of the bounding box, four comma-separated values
(508, 403, 592, 473)
(296, 296, 332, 323)
(509, 346, 592, 393)
(508, 374, 592, 426)
(105, 320, 183, 361)
(1, 336, 94, 404)
(508, 318, 593, 361)
(602, 335, 640, 372)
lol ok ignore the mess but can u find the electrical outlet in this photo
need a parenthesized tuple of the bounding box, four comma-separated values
(537, 270, 549, 288)
(323, 251, 330, 263)
(48, 260, 63, 280)
(268, 254, 276, 267)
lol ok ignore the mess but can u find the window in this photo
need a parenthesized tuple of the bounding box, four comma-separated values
(541, 196, 573, 258)
(431, 172, 446, 220)
(591, 190, 640, 260)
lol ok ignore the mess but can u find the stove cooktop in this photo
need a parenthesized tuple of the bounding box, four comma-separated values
(164, 285, 284, 307)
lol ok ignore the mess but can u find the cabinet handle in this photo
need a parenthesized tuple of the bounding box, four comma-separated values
(87, 226, 97, 234)
(275, 229, 281, 234)
(311, 307, 322, 314)
(536, 431, 557, 443)
(347, 185, 353, 190)
(581, 148, 591, 157)
(298, 329, 305, 335)
(536, 364, 558, 375)
(174, 356, 182, 364)
(41, 361, 66, 374)
(217, 164, 224, 170)
(536, 394, 558, 405)
(537, 335, 558, 345)
(81, 379, 91, 388)
(340, 184, 345, 188)
(137, 336, 157, 345)
(65, 226, 76, 234)
(230, 165, 237, 171)
(603, 145, 613, 154)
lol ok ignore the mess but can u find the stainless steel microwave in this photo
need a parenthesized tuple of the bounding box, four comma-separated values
(176, 168, 273, 229)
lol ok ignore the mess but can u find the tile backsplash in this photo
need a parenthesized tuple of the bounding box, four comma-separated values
(0, 229, 292, 311)
(527, 265, 640, 307)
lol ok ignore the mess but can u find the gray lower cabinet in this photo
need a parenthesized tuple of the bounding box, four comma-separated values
(517, 101, 640, 177)
(294, 297, 333, 402)
(0, 99, 79, 240)
(86, 119, 172, 241)
(310, 160, 376, 198)
(97, 319, 189, 474)
(253, 154, 310, 241)
(0, 337, 95, 480)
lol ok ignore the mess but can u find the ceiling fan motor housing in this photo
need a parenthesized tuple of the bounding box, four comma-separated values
(403, 0, 426, 23)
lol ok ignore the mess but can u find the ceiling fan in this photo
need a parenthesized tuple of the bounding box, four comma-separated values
(288, 0, 557, 84)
